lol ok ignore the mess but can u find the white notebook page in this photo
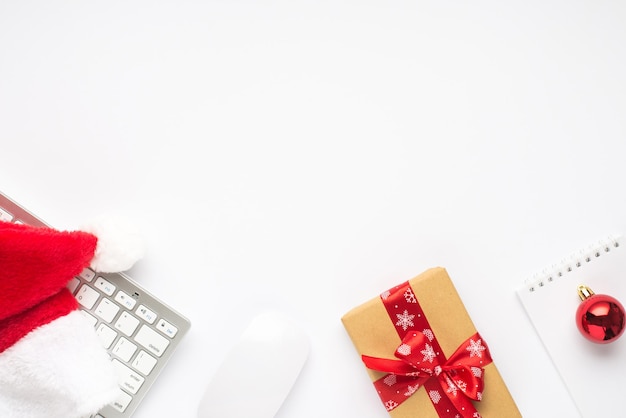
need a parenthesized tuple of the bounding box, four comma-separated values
(517, 235, 626, 418)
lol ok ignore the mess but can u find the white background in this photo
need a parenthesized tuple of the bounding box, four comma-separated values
(1, 1, 625, 417)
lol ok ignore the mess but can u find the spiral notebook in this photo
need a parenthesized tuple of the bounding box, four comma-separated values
(516, 234, 626, 417)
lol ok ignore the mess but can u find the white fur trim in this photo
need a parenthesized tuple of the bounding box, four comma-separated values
(81, 216, 144, 273)
(0, 311, 119, 418)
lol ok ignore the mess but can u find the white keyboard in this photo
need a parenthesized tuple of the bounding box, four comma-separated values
(0, 192, 191, 418)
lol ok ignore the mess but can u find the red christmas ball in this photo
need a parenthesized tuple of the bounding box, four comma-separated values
(576, 286, 626, 344)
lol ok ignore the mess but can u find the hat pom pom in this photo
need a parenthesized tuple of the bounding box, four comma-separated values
(80, 217, 144, 273)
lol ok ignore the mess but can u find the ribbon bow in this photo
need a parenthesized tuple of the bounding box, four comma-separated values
(362, 331, 492, 418)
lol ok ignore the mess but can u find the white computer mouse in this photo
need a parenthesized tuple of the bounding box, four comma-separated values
(197, 311, 310, 418)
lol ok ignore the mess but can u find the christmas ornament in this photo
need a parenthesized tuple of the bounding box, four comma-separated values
(576, 285, 626, 344)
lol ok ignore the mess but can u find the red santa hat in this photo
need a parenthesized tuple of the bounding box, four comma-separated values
(0, 218, 143, 418)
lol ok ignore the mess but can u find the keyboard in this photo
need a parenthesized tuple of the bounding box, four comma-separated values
(0, 192, 191, 418)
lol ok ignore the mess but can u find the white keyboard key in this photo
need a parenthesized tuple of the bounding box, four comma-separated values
(0, 207, 13, 222)
(115, 290, 137, 310)
(134, 325, 170, 357)
(76, 284, 100, 309)
(112, 359, 145, 395)
(110, 388, 133, 413)
(156, 318, 178, 338)
(95, 276, 116, 296)
(94, 298, 120, 323)
(132, 350, 157, 376)
(113, 337, 138, 362)
(80, 310, 98, 327)
(67, 277, 80, 294)
(96, 323, 118, 349)
(79, 268, 96, 282)
(115, 311, 140, 337)
(136, 304, 157, 324)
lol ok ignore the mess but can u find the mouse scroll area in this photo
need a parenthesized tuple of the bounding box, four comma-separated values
(197, 311, 310, 418)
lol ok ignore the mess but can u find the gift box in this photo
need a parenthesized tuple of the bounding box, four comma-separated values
(341, 267, 521, 418)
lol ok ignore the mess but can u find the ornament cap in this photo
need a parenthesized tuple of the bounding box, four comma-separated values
(577, 285, 595, 301)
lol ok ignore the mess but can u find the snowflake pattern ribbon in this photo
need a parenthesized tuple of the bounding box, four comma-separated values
(360, 281, 493, 418)
(362, 331, 491, 418)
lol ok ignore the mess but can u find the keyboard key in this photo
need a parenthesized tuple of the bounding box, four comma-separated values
(115, 290, 137, 310)
(76, 284, 100, 309)
(67, 277, 80, 294)
(112, 359, 145, 395)
(79, 268, 96, 282)
(94, 298, 120, 323)
(115, 311, 140, 337)
(156, 318, 178, 338)
(134, 325, 170, 357)
(96, 323, 118, 349)
(136, 304, 157, 324)
(0, 207, 13, 222)
(80, 310, 98, 327)
(109, 388, 133, 413)
(95, 276, 116, 296)
(132, 350, 157, 375)
(113, 337, 138, 362)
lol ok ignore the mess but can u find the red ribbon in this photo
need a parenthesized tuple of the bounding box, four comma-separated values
(360, 281, 492, 418)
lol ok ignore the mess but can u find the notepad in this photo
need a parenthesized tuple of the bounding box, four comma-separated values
(517, 234, 626, 418)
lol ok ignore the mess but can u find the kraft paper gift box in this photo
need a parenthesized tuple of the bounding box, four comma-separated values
(341, 267, 521, 418)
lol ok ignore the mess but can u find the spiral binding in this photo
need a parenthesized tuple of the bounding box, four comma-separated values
(524, 234, 622, 292)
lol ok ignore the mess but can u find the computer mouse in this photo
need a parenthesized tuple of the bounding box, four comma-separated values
(197, 311, 310, 418)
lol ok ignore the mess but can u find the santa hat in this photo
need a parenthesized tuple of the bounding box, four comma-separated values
(0, 218, 143, 418)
